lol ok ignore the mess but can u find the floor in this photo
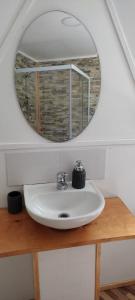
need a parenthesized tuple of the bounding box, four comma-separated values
(100, 285, 135, 299)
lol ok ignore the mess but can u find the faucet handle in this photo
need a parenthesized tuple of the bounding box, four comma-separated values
(57, 172, 68, 190)
(57, 172, 68, 183)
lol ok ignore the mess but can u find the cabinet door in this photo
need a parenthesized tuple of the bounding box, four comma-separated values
(101, 240, 135, 285)
(38, 245, 96, 300)
(0, 254, 34, 300)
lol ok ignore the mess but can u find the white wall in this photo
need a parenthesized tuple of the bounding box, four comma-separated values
(112, 0, 135, 62)
(0, 0, 135, 299)
(0, 0, 135, 145)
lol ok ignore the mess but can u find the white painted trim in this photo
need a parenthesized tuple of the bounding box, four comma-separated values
(18, 50, 98, 62)
(15, 63, 90, 80)
(37, 54, 98, 62)
(105, 0, 135, 80)
(1, 139, 135, 151)
(71, 64, 90, 80)
(69, 68, 72, 139)
(88, 77, 91, 121)
(15, 64, 73, 73)
(18, 50, 37, 63)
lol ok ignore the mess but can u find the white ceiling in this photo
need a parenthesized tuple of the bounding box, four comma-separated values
(19, 11, 98, 61)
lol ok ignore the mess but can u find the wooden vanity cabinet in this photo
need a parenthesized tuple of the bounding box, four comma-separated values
(0, 197, 135, 300)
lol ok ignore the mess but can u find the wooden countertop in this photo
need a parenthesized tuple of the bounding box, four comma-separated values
(0, 197, 135, 258)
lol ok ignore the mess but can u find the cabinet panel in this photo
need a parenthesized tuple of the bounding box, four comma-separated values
(38, 245, 96, 300)
(101, 240, 135, 285)
(0, 254, 34, 300)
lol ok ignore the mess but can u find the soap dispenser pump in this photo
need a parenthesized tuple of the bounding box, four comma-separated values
(72, 160, 86, 189)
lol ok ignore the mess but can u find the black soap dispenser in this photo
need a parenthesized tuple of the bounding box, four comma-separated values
(72, 160, 86, 189)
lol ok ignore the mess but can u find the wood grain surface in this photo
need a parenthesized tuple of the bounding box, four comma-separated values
(95, 244, 101, 300)
(101, 280, 135, 291)
(32, 253, 40, 300)
(100, 285, 135, 299)
(0, 198, 135, 257)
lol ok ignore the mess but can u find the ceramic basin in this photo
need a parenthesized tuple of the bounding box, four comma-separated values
(24, 181, 105, 230)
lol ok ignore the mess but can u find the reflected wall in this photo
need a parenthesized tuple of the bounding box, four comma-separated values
(15, 53, 100, 142)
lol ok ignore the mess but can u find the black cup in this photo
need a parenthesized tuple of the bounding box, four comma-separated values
(7, 191, 23, 214)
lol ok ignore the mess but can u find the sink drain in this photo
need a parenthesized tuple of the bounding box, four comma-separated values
(58, 213, 70, 218)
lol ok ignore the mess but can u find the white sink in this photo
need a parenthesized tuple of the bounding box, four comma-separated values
(24, 181, 105, 230)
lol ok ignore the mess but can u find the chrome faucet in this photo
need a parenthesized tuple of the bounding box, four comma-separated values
(57, 172, 68, 190)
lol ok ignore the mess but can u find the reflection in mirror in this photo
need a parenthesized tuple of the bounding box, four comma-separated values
(15, 11, 101, 142)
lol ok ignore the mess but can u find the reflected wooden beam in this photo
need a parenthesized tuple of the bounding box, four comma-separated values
(35, 71, 41, 133)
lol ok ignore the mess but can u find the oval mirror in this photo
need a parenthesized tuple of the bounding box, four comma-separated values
(15, 11, 101, 142)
